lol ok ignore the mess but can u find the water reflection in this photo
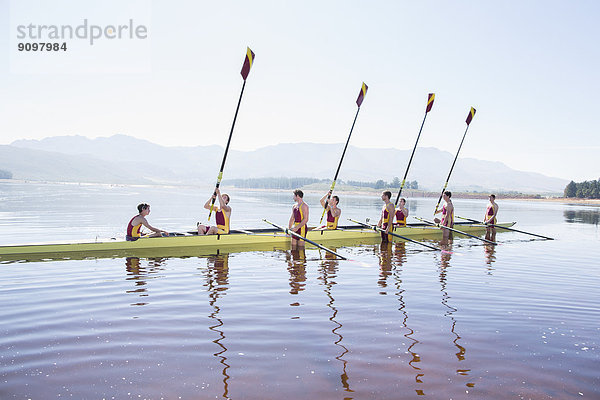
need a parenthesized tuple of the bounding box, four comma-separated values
(389, 244, 423, 395)
(377, 242, 393, 289)
(318, 247, 354, 394)
(203, 253, 231, 400)
(124, 257, 166, 306)
(564, 209, 600, 225)
(437, 245, 474, 388)
(286, 249, 307, 296)
(484, 244, 496, 272)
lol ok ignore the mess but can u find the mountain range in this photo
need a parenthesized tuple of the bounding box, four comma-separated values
(0, 134, 567, 194)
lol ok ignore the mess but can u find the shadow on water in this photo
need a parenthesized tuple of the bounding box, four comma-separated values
(564, 209, 600, 225)
(202, 253, 231, 400)
(124, 257, 166, 306)
(318, 247, 354, 395)
(437, 241, 475, 389)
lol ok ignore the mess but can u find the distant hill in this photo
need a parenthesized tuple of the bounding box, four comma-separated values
(5, 134, 568, 193)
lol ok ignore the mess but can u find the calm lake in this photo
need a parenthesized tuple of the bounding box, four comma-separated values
(1, 181, 599, 399)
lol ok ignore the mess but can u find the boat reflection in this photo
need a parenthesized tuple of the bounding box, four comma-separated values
(318, 246, 354, 394)
(203, 253, 231, 400)
(124, 257, 166, 306)
(564, 209, 600, 225)
(437, 244, 474, 389)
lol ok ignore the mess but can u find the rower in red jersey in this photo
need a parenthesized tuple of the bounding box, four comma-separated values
(289, 189, 309, 248)
(434, 191, 454, 241)
(394, 197, 409, 228)
(126, 203, 169, 241)
(378, 191, 395, 242)
(198, 188, 231, 235)
(484, 194, 499, 241)
(320, 190, 341, 229)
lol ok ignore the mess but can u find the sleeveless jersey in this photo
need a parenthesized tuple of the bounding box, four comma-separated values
(395, 208, 407, 227)
(215, 209, 230, 234)
(292, 203, 307, 237)
(441, 205, 454, 228)
(485, 204, 497, 225)
(326, 208, 339, 229)
(127, 215, 142, 238)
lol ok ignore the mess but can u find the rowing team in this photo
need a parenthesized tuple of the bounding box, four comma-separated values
(125, 188, 500, 244)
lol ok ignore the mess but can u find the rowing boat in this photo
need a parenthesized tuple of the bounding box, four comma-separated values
(0, 221, 515, 261)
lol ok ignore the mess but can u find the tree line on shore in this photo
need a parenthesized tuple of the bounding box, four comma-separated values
(564, 179, 600, 199)
(224, 177, 419, 190)
(0, 169, 12, 179)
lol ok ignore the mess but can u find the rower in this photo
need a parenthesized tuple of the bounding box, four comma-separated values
(289, 189, 309, 248)
(198, 188, 231, 235)
(484, 194, 499, 241)
(434, 191, 454, 241)
(320, 190, 341, 229)
(126, 203, 169, 241)
(394, 197, 409, 229)
(377, 191, 395, 242)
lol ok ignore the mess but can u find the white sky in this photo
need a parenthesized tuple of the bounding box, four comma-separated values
(1, 0, 598, 181)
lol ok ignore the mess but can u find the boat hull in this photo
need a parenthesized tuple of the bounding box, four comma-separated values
(0, 222, 515, 261)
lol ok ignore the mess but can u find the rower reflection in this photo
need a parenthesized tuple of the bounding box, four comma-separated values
(438, 245, 474, 388)
(124, 257, 166, 306)
(484, 243, 496, 272)
(286, 248, 307, 296)
(318, 247, 354, 394)
(203, 253, 231, 399)
(377, 242, 393, 289)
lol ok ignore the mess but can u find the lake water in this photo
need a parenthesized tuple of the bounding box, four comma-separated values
(1, 181, 599, 399)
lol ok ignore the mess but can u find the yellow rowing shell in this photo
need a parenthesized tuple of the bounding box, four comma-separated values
(0, 222, 515, 261)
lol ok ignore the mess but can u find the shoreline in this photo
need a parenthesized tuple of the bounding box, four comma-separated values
(3, 179, 598, 206)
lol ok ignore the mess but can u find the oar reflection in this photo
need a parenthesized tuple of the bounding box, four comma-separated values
(437, 244, 474, 388)
(203, 253, 231, 400)
(387, 243, 424, 395)
(318, 247, 354, 394)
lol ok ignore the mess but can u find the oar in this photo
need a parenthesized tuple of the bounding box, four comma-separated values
(434, 107, 476, 214)
(456, 216, 554, 240)
(348, 218, 449, 253)
(414, 216, 497, 245)
(320, 82, 368, 224)
(208, 47, 255, 221)
(263, 219, 348, 260)
(394, 93, 435, 205)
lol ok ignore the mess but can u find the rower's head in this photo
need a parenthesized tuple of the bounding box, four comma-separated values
(489, 194, 496, 201)
(330, 195, 339, 206)
(443, 191, 452, 201)
(381, 191, 392, 201)
(399, 197, 406, 206)
(293, 189, 304, 202)
(222, 194, 230, 204)
(137, 203, 150, 214)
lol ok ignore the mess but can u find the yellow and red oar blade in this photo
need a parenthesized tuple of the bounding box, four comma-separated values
(466, 107, 476, 125)
(240, 47, 255, 81)
(356, 82, 368, 107)
(426, 93, 435, 113)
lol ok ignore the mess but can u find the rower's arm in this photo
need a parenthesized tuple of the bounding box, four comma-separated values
(203, 195, 216, 210)
(217, 190, 231, 213)
(141, 218, 166, 235)
(320, 191, 331, 208)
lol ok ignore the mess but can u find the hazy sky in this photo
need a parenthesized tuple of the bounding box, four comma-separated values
(1, 0, 598, 181)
